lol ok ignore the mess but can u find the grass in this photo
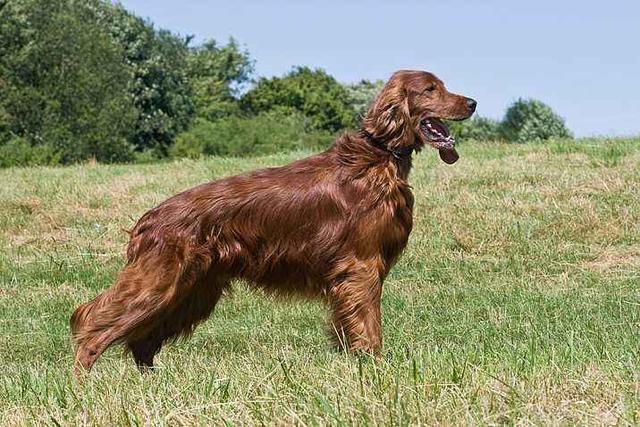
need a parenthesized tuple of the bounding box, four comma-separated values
(1, 138, 639, 425)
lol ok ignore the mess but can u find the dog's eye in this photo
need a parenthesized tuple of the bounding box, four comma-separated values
(424, 84, 436, 93)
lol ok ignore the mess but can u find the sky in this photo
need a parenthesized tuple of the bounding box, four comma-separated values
(120, 0, 639, 137)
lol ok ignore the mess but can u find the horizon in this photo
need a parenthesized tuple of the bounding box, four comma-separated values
(119, 0, 639, 138)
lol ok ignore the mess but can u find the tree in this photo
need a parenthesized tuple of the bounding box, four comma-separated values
(187, 38, 254, 121)
(344, 79, 385, 124)
(0, 0, 137, 163)
(500, 98, 572, 143)
(97, 3, 194, 154)
(241, 67, 356, 132)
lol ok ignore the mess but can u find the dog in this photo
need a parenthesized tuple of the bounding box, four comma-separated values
(71, 70, 476, 372)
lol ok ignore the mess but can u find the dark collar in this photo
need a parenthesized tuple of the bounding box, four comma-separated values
(358, 130, 414, 159)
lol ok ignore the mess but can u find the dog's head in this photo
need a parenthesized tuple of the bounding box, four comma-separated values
(362, 70, 476, 164)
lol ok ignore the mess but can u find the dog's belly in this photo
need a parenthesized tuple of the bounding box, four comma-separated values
(243, 256, 328, 297)
(216, 222, 342, 297)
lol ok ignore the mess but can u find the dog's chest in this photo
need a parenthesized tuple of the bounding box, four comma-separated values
(372, 184, 414, 268)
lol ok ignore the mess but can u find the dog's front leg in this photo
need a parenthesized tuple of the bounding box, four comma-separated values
(329, 259, 383, 354)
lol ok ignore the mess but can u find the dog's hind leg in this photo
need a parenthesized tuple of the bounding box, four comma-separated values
(71, 248, 212, 374)
(125, 334, 163, 371)
(126, 272, 228, 371)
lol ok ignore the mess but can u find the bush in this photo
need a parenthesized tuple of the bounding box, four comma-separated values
(241, 67, 355, 133)
(344, 79, 385, 123)
(0, 137, 61, 167)
(500, 98, 572, 143)
(447, 116, 501, 142)
(170, 110, 334, 158)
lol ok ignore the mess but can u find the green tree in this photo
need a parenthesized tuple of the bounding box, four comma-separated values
(0, 0, 136, 163)
(344, 79, 385, 124)
(241, 67, 356, 133)
(97, 3, 194, 154)
(500, 98, 572, 143)
(187, 38, 254, 121)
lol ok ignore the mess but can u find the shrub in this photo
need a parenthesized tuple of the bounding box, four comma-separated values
(170, 110, 334, 158)
(240, 67, 356, 133)
(447, 116, 501, 142)
(344, 79, 385, 124)
(132, 147, 167, 164)
(500, 98, 572, 143)
(0, 137, 61, 167)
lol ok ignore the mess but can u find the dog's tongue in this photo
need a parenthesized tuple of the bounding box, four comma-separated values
(439, 148, 459, 164)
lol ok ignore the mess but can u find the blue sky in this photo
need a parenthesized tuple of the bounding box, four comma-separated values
(120, 0, 639, 137)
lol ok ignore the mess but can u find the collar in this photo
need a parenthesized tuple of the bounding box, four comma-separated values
(358, 130, 414, 160)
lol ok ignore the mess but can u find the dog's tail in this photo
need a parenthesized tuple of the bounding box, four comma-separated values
(70, 291, 110, 347)
(70, 302, 91, 338)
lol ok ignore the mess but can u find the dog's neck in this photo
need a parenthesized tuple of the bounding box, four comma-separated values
(330, 132, 413, 182)
(359, 129, 415, 159)
(357, 129, 414, 180)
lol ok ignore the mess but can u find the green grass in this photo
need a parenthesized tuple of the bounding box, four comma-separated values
(1, 138, 639, 425)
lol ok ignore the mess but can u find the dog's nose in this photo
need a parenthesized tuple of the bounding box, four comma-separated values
(466, 98, 477, 112)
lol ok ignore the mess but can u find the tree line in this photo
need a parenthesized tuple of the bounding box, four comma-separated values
(0, 0, 571, 167)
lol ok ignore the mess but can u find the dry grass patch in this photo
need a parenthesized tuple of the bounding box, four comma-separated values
(584, 245, 640, 272)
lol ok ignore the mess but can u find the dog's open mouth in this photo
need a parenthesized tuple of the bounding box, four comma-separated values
(420, 117, 459, 164)
(421, 118, 454, 148)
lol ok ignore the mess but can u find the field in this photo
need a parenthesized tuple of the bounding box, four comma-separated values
(1, 139, 639, 425)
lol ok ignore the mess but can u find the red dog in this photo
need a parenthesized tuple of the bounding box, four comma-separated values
(71, 70, 476, 372)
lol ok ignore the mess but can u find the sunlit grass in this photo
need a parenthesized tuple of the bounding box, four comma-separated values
(1, 138, 639, 424)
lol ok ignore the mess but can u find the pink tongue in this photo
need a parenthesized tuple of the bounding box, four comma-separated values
(439, 148, 459, 164)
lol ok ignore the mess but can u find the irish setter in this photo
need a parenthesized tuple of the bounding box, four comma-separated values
(71, 70, 476, 372)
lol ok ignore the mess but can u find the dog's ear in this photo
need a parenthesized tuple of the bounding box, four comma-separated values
(362, 79, 414, 150)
